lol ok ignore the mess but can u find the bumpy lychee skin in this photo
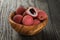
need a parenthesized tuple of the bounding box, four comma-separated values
(37, 10, 48, 20)
(22, 15, 34, 26)
(13, 15, 23, 23)
(24, 7, 38, 17)
(33, 19, 40, 25)
(16, 6, 26, 15)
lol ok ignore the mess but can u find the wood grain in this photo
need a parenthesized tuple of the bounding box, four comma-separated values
(0, 0, 60, 40)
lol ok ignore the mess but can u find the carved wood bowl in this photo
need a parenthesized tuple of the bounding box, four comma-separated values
(8, 11, 48, 36)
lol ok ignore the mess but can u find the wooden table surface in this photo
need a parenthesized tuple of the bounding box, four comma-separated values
(0, 0, 60, 40)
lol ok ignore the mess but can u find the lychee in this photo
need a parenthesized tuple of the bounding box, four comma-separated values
(16, 6, 26, 15)
(13, 15, 23, 23)
(22, 15, 34, 26)
(33, 19, 40, 25)
(24, 7, 38, 17)
(37, 10, 48, 20)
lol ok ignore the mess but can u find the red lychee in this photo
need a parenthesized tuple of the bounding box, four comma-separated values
(33, 19, 40, 25)
(22, 15, 34, 26)
(24, 7, 38, 17)
(37, 10, 48, 20)
(13, 15, 23, 23)
(16, 6, 26, 15)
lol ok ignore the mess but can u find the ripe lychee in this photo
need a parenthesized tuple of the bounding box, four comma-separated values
(33, 19, 40, 25)
(13, 15, 23, 23)
(24, 7, 38, 17)
(16, 6, 26, 15)
(37, 10, 48, 20)
(22, 15, 34, 26)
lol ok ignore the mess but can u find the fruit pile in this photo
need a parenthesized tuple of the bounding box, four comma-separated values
(13, 6, 48, 26)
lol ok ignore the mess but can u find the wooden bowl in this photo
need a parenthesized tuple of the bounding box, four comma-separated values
(8, 11, 48, 36)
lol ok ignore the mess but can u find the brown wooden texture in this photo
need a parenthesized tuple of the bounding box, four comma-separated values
(0, 0, 60, 40)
